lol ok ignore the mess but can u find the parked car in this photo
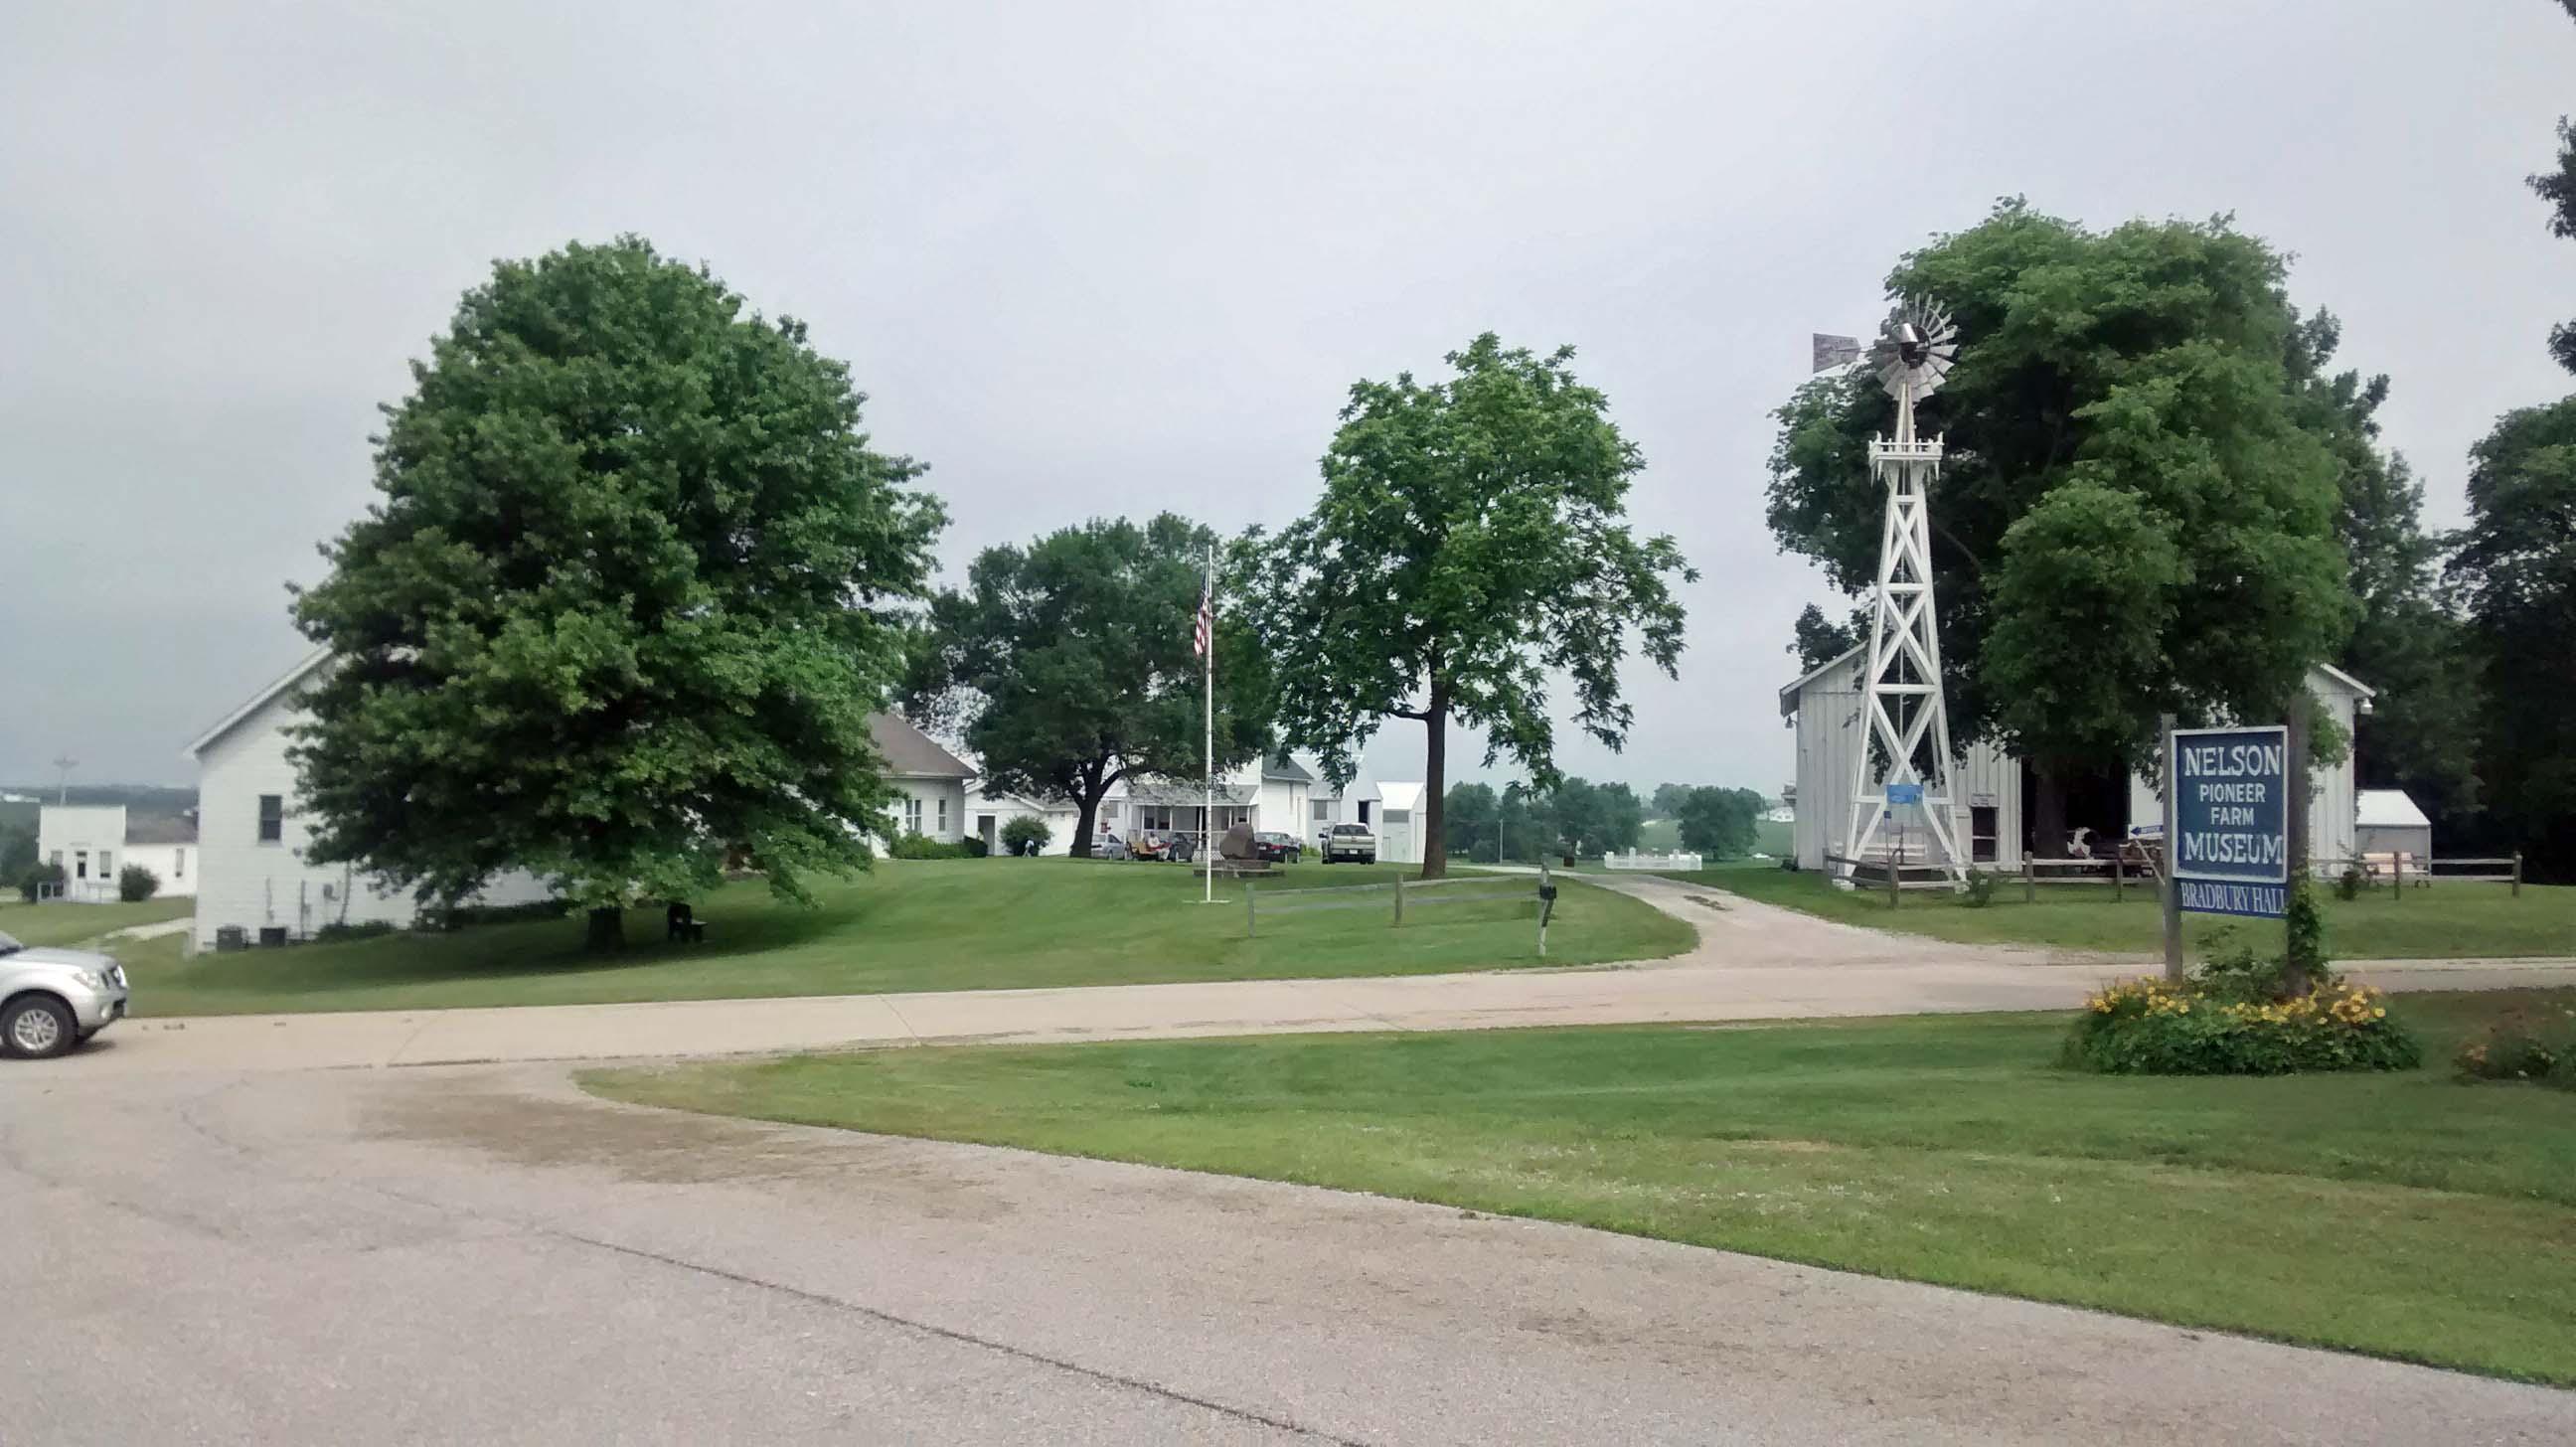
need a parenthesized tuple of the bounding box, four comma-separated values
(1252, 831, 1303, 864)
(1090, 830, 1131, 861)
(0, 930, 129, 1059)
(1321, 822, 1376, 864)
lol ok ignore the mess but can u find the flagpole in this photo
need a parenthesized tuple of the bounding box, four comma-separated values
(1203, 543, 1215, 904)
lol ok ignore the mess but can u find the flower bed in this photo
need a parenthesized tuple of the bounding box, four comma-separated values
(2455, 1002, 2576, 1089)
(2064, 975, 2421, 1076)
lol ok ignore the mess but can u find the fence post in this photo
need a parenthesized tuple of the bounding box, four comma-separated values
(2023, 853, 2034, 904)
(2512, 852, 2523, 898)
(2113, 849, 2124, 904)
(2393, 851, 2403, 899)
(1244, 879, 1256, 938)
(1392, 874, 1405, 928)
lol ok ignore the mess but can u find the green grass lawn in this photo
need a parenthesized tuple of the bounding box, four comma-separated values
(109, 859, 1691, 1018)
(0, 895, 194, 947)
(1682, 868, 2573, 959)
(588, 988, 2576, 1383)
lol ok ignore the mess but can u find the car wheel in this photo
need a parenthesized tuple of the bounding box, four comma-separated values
(3, 995, 78, 1059)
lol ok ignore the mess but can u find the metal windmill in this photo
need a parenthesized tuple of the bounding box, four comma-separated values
(1838, 299, 1969, 887)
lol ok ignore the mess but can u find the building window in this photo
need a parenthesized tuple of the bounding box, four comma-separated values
(258, 794, 283, 843)
(904, 797, 923, 834)
(74, 850, 88, 880)
(1312, 800, 1333, 822)
(1971, 806, 1999, 864)
(936, 796, 950, 834)
(174, 849, 187, 879)
(1099, 802, 1121, 822)
(98, 849, 112, 878)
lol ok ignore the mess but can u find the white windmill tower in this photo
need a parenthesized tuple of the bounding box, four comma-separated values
(1838, 299, 1970, 888)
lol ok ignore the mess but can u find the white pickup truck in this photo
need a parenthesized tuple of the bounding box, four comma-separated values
(1320, 822, 1377, 864)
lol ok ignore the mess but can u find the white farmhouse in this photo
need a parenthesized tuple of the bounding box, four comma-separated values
(1779, 646, 2373, 875)
(871, 713, 973, 845)
(36, 804, 199, 900)
(185, 650, 554, 949)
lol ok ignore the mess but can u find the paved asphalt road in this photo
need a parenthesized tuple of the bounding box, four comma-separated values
(7, 1062, 2571, 1445)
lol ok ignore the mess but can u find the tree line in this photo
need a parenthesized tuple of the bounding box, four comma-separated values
(1438, 780, 1769, 863)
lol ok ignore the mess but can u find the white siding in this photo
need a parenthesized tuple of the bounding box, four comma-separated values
(193, 679, 552, 949)
(116, 842, 197, 898)
(888, 777, 968, 844)
(964, 786, 1081, 855)
(1790, 654, 2368, 879)
(36, 805, 128, 901)
(1788, 664, 2012, 873)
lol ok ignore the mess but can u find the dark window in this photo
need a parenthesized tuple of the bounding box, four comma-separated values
(1971, 806, 1999, 863)
(258, 794, 283, 843)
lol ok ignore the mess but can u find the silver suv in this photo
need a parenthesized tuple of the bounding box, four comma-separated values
(1, 929, 130, 1058)
(1321, 822, 1377, 864)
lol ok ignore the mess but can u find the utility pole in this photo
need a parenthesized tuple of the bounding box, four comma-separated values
(52, 753, 77, 806)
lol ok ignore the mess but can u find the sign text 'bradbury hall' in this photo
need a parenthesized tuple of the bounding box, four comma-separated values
(2170, 724, 2291, 918)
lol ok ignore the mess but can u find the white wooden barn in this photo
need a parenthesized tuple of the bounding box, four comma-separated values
(1779, 646, 2373, 875)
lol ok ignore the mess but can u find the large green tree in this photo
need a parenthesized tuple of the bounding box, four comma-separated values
(906, 515, 1271, 856)
(290, 238, 943, 948)
(2282, 312, 2485, 826)
(1245, 334, 1692, 879)
(1768, 203, 2354, 844)
(1675, 785, 1764, 860)
(2452, 402, 2576, 876)
(1442, 780, 1499, 859)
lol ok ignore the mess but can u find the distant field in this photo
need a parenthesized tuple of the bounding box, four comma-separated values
(108, 858, 1693, 1017)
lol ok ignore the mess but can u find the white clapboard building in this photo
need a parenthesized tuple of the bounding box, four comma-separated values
(1779, 646, 2371, 875)
(184, 650, 556, 949)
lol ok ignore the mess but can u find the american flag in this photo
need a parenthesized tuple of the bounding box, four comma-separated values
(1192, 572, 1212, 659)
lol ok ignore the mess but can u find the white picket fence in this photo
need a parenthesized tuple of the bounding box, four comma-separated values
(1603, 851, 1702, 872)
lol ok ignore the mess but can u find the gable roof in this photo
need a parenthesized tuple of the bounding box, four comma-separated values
(123, 814, 200, 845)
(870, 713, 973, 779)
(2356, 789, 2431, 830)
(188, 646, 334, 757)
(1261, 757, 1315, 784)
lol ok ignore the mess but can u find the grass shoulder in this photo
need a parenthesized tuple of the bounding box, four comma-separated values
(112, 858, 1690, 1018)
(1671, 867, 2572, 959)
(586, 987, 2576, 1384)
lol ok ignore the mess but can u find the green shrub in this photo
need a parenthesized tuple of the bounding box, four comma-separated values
(116, 863, 161, 902)
(315, 919, 399, 942)
(2456, 1002, 2576, 1089)
(2283, 874, 2327, 995)
(2064, 976, 2421, 1076)
(1001, 815, 1052, 856)
(890, 832, 972, 861)
(1960, 868, 1998, 907)
(17, 860, 66, 902)
(962, 835, 990, 858)
(2334, 862, 2367, 901)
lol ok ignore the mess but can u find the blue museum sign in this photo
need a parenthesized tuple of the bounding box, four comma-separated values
(2171, 724, 2290, 919)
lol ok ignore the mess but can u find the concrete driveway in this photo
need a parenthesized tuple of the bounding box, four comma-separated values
(39, 871, 2575, 1074)
(7, 1063, 2569, 1445)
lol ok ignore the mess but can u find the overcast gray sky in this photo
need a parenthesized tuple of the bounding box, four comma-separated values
(5, 1, 2570, 796)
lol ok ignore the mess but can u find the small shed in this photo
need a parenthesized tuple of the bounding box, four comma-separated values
(2353, 789, 2432, 868)
(1372, 781, 1426, 866)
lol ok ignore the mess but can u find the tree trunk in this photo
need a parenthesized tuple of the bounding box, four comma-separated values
(1070, 790, 1100, 858)
(2030, 764, 2068, 862)
(1420, 685, 1449, 880)
(584, 905, 624, 952)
